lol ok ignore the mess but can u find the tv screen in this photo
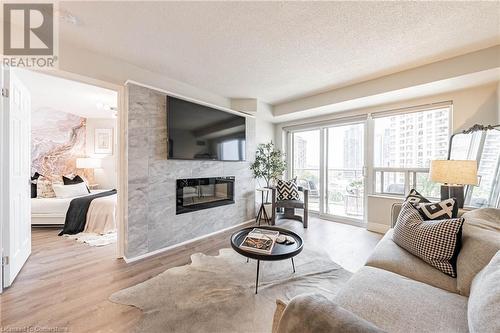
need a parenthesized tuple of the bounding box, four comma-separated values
(167, 96, 246, 161)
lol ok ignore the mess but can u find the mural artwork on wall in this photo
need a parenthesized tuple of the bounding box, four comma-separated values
(32, 108, 86, 180)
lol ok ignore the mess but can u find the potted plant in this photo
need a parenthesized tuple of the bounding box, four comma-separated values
(250, 142, 287, 219)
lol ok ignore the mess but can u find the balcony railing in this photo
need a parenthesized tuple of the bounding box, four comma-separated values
(373, 167, 440, 198)
(293, 167, 364, 217)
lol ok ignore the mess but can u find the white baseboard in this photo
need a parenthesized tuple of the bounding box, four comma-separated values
(367, 222, 391, 234)
(123, 219, 254, 263)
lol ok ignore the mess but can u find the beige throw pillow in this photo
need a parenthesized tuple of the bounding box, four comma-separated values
(36, 177, 56, 198)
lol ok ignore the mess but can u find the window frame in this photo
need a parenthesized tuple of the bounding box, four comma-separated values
(369, 103, 453, 199)
(283, 102, 454, 221)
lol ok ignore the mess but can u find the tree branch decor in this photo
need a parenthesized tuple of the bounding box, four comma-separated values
(250, 142, 287, 188)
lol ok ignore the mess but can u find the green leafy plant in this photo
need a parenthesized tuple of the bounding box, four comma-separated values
(250, 142, 287, 188)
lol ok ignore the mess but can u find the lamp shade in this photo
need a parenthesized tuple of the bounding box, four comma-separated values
(429, 160, 478, 185)
(76, 157, 102, 169)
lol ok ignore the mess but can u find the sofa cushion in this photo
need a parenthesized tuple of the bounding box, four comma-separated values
(276, 294, 385, 333)
(456, 210, 500, 296)
(462, 208, 500, 232)
(333, 266, 469, 333)
(393, 202, 464, 277)
(366, 229, 457, 293)
(468, 251, 500, 333)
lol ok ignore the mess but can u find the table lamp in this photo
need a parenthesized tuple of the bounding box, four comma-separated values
(429, 160, 478, 208)
(76, 157, 102, 184)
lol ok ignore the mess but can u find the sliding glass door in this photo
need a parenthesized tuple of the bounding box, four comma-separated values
(326, 123, 365, 220)
(291, 130, 320, 211)
(290, 122, 366, 223)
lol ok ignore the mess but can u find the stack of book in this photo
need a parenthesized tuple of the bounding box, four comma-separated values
(239, 228, 279, 254)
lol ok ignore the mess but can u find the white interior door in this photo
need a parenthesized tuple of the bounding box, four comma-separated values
(1, 67, 32, 288)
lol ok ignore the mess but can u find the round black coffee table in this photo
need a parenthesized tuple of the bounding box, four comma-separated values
(230, 226, 304, 294)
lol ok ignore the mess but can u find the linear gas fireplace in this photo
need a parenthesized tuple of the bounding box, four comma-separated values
(176, 177, 235, 214)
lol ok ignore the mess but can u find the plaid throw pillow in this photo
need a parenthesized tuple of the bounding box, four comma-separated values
(393, 202, 464, 277)
(277, 179, 300, 201)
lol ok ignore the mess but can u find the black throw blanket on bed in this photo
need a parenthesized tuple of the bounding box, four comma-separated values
(58, 189, 117, 236)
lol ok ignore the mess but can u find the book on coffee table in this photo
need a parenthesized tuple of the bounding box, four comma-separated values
(239, 228, 279, 254)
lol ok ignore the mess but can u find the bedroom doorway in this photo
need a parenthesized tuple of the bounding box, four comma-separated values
(1, 67, 124, 289)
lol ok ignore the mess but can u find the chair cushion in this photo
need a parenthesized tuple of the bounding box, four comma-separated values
(393, 202, 464, 277)
(277, 179, 300, 201)
(456, 210, 500, 296)
(276, 200, 304, 209)
(468, 251, 500, 333)
(366, 229, 457, 293)
(333, 266, 469, 333)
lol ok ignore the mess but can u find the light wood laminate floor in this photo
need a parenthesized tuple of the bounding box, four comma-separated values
(0, 217, 382, 332)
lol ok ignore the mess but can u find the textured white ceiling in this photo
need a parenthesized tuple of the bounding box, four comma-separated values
(15, 69, 117, 119)
(59, 1, 500, 105)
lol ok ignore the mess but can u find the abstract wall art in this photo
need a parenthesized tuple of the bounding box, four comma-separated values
(31, 108, 87, 180)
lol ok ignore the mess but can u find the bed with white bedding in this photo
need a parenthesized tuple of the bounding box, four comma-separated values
(31, 190, 116, 235)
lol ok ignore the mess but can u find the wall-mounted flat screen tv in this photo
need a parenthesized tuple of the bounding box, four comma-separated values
(167, 96, 246, 161)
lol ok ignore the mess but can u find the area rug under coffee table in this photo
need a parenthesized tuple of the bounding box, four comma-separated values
(109, 247, 352, 333)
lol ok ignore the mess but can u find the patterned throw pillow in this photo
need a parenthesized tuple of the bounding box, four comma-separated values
(416, 198, 458, 220)
(405, 189, 431, 204)
(277, 179, 300, 201)
(393, 201, 464, 277)
(36, 177, 56, 198)
(405, 188, 458, 219)
(31, 172, 41, 198)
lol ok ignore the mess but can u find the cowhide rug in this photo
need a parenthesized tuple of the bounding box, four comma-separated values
(110, 247, 352, 333)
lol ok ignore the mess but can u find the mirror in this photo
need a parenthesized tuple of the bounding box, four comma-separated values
(448, 124, 500, 208)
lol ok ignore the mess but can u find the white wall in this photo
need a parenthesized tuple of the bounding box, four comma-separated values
(230, 98, 275, 145)
(497, 81, 500, 123)
(85, 118, 117, 189)
(366, 195, 403, 233)
(255, 102, 275, 145)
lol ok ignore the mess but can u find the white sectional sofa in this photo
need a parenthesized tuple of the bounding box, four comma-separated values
(274, 207, 500, 333)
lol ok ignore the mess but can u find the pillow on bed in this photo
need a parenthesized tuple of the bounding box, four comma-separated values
(63, 175, 85, 185)
(63, 175, 90, 192)
(31, 172, 42, 198)
(52, 182, 90, 198)
(37, 177, 56, 198)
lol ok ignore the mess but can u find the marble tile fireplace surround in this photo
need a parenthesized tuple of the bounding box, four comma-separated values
(126, 83, 256, 259)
